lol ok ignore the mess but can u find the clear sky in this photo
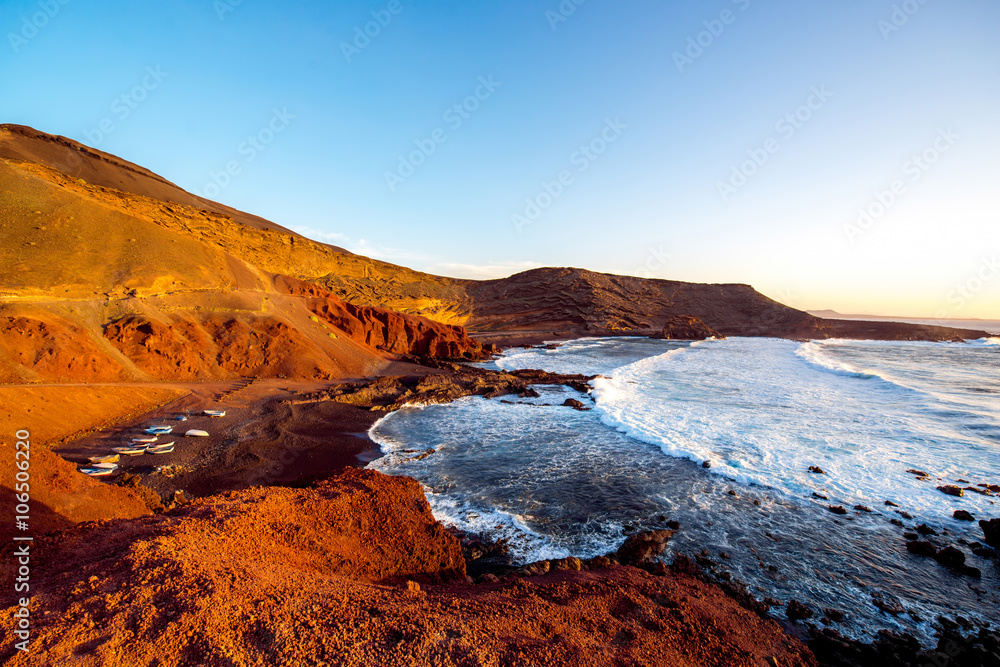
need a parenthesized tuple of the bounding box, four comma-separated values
(3, 0, 998, 318)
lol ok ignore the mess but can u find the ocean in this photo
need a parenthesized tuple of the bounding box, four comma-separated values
(367, 336, 1000, 643)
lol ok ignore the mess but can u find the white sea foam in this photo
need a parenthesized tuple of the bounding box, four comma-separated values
(590, 337, 999, 519)
(368, 336, 1000, 643)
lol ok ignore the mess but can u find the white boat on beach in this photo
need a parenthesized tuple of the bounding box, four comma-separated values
(112, 445, 147, 456)
(203, 410, 226, 417)
(79, 467, 116, 476)
(88, 454, 120, 464)
(147, 442, 175, 454)
(90, 462, 119, 470)
(132, 436, 158, 444)
(185, 429, 209, 437)
(145, 426, 173, 434)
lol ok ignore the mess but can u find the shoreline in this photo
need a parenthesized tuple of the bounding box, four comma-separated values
(1, 360, 823, 665)
(6, 344, 999, 665)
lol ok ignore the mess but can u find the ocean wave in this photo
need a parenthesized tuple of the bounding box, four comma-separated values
(793, 341, 919, 392)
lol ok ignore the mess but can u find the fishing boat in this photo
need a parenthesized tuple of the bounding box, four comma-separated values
(185, 429, 209, 437)
(147, 442, 175, 454)
(175, 415, 188, 421)
(90, 462, 119, 470)
(132, 436, 158, 444)
(112, 445, 147, 456)
(88, 454, 120, 464)
(145, 426, 173, 435)
(203, 410, 226, 417)
(79, 467, 116, 477)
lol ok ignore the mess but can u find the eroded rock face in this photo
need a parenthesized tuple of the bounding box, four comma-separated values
(0, 316, 124, 382)
(276, 275, 490, 360)
(103, 313, 335, 380)
(103, 315, 212, 379)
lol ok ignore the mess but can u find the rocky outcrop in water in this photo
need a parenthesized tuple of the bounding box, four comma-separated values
(980, 518, 1000, 550)
(658, 315, 722, 340)
(616, 529, 677, 566)
(313, 364, 595, 412)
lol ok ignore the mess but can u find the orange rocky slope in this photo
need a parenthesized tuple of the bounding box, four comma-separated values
(0, 468, 817, 667)
(0, 152, 490, 382)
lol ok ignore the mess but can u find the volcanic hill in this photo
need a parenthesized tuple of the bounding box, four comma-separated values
(0, 123, 988, 385)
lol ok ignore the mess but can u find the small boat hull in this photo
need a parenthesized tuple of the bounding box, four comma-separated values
(88, 454, 121, 464)
(113, 446, 146, 456)
(147, 443, 175, 455)
(203, 410, 226, 417)
(132, 436, 158, 444)
(79, 467, 115, 476)
(145, 426, 173, 435)
(185, 430, 209, 437)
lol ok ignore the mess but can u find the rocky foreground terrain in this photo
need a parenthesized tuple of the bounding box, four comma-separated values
(0, 466, 821, 667)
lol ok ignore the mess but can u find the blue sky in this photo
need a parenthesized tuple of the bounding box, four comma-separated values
(3, 0, 999, 318)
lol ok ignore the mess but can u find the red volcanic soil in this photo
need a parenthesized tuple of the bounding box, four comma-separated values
(0, 315, 128, 383)
(0, 469, 816, 667)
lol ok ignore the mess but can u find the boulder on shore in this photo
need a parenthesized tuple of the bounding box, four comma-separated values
(617, 529, 677, 566)
(980, 518, 1000, 549)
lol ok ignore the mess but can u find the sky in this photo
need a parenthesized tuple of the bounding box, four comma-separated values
(2, 0, 999, 319)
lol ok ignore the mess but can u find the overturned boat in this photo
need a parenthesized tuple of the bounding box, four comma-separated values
(112, 445, 147, 456)
(79, 466, 116, 477)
